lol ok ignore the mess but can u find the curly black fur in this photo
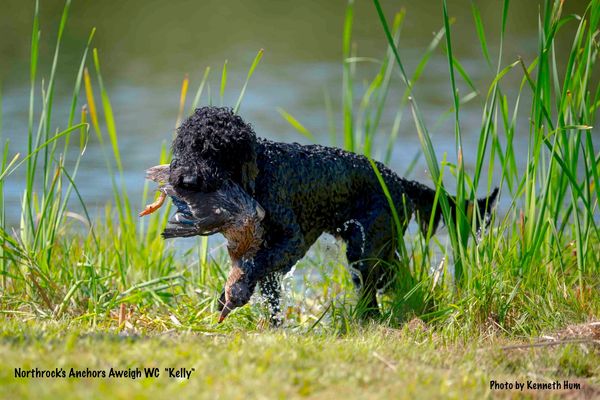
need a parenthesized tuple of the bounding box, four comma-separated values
(169, 106, 498, 321)
(170, 107, 258, 193)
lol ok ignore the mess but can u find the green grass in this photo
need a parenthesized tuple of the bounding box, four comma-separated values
(0, 0, 599, 397)
(1, 319, 599, 399)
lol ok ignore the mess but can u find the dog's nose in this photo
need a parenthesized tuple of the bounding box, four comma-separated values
(181, 175, 202, 190)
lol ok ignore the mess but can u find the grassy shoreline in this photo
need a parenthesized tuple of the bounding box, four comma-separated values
(1, 320, 599, 399)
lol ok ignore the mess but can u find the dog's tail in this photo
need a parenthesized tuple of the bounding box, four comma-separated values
(402, 180, 499, 236)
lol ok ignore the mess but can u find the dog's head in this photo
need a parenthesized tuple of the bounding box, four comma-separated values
(169, 106, 259, 195)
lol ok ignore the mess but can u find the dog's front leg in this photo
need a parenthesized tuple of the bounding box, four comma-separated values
(216, 268, 283, 325)
(259, 272, 283, 326)
(219, 211, 309, 324)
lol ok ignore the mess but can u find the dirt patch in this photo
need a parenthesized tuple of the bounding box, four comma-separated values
(553, 321, 600, 341)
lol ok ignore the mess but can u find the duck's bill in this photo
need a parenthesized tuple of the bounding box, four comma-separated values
(218, 302, 234, 323)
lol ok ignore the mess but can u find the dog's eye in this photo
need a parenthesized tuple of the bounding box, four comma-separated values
(179, 175, 202, 191)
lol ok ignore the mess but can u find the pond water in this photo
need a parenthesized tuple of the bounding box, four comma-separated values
(0, 0, 594, 228)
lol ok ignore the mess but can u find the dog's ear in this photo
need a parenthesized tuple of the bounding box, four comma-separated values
(240, 155, 259, 195)
(238, 135, 259, 195)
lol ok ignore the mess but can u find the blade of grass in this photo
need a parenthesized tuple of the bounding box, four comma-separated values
(234, 49, 264, 113)
(220, 60, 228, 106)
(343, 0, 355, 151)
(92, 49, 122, 173)
(191, 66, 211, 111)
(176, 73, 189, 128)
(277, 108, 315, 141)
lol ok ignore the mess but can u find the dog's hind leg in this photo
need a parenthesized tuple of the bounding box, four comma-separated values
(339, 209, 397, 319)
(338, 219, 368, 290)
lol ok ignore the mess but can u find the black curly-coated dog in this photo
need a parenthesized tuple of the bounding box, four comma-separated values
(163, 106, 498, 323)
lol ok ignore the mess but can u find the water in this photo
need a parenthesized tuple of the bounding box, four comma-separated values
(0, 0, 594, 222)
